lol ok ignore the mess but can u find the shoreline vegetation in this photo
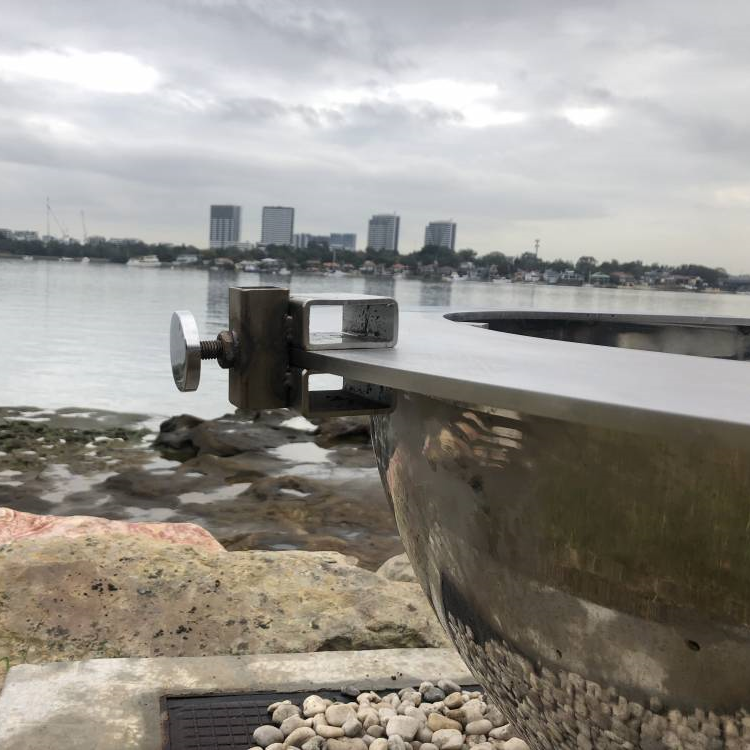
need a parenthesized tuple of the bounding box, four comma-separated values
(0, 236, 741, 292)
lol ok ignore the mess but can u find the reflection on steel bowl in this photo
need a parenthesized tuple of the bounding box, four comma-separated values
(371, 312, 750, 750)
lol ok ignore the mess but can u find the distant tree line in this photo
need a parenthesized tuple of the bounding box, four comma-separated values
(0, 235, 731, 286)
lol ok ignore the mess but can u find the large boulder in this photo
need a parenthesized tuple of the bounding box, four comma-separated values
(0, 530, 449, 688)
(0, 507, 222, 551)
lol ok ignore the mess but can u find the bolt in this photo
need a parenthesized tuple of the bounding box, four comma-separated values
(199, 339, 223, 360)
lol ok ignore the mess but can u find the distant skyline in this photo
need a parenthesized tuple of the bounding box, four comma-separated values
(2, 2, 750, 266)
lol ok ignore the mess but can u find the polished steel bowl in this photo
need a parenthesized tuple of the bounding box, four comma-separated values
(370, 312, 750, 750)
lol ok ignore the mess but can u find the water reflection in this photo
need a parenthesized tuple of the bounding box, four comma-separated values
(363, 276, 396, 297)
(419, 281, 453, 308)
(205, 270, 235, 332)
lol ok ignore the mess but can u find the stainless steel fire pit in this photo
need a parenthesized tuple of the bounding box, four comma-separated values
(171, 290, 750, 750)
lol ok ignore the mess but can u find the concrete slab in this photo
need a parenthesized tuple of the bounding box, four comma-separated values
(0, 648, 472, 750)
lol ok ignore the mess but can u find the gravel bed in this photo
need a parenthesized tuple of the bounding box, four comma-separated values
(248, 680, 530, 750)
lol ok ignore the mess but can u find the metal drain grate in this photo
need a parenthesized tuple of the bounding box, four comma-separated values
(161, 685, 480, 750)
(161, 689, 360, 750)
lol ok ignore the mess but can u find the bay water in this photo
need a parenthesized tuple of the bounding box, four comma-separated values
(2, 259, 749, 419)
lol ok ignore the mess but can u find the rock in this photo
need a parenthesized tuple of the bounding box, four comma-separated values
(359, 709, 380, 728)
(342, 685, 361, 698)
(0, 535, 449, 678)
(386, 716, 420, 741)
(437, 680, 461, 694)
(0, 507, 223, 551)
(420, 745, 438, 750)
(376, 553, 417, 583)
(366, 726, 385, 738)
(416, 728, 433, 743)
(431, 730, 463, 750)
(467, 744, 492, 750)
(284, 727, 316, 748)
(458, 700, 484, 725)
(465, 720, 492, 736)
(343, 719, 363, 737)
(327, 739, 368, 750)
(303, 696, 328, 717)
(302, 738, 325, 750)
(314, 416, 370, 447)
(188, 413, 295, 457)
(379, 707, 397, 723)
(370, 739, 388, 750)
(280, 716, 311, 735)
(421, 687, 445, 703)
(488, 726, 512, 741)
(501, 740, 530, 750)
(273, 704, 302, 723)
(387, 737, 407, 750)
(153, 414, 204, 455)
(316, 725, 345, 739)
(427, 715, 462, 733)
(326, 704, 358, 727)
(268, 744, 284, 750)
(483, 707, 505, 727)
(443, 693, 464, 710)
(254, 725, 285, 748)
(399, 689, 422, 707)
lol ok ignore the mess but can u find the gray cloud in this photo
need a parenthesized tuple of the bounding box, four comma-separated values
(1, 0, 750, 267)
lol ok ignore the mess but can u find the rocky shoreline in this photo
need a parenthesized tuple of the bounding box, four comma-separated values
(0, 406, 403, 569)
(0, 405, 436, 691)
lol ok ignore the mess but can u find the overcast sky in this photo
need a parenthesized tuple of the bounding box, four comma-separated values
(1, 1, 750, 268)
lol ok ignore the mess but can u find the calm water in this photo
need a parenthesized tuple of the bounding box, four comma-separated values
(3, 258, 750, 418)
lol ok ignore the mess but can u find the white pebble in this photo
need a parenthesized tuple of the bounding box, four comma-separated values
(273, 704, 301, 724)
(326, 704, 357, 727)
(502, 740, 530, 750)
(386, 716, 420, 741)
(465, 720, 492, 735)
(254, 725, 284, 748)
(488, 726, 512, 741)
(431, 729, 463, 750)
(280, 716, 311, 736)
(343, 719, 363, 737)
(303, 696, 328, 717)
(284, 727, 315, 748)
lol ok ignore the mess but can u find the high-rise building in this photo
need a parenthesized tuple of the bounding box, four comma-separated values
(367, 214, 400, 252)
(209, 205, 241, 250)
(261, 206, 294, 246)
(424, 221, 456, 251)
(330, 233, 357, 251)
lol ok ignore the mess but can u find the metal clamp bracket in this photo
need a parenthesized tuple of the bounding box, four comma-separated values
(171, 287, 398, 417)
(289, 369, 395, 417)
(288, 293, 398, 350)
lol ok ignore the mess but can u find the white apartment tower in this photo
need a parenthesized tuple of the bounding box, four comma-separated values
(367, 214, 400, 252)
(261, 206, 295, 246)
(424, 220, 456, 251)
(209, 205, 241, 249)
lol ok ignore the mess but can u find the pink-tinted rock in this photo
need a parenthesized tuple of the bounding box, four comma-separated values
(0, 507, 224, 552)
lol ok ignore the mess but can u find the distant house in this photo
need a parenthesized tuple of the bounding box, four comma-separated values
(361, 260, 376, 274)
(542, 268, 560, 284)
(590, 272, 612, 286)
(610, 271, 636, 286)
